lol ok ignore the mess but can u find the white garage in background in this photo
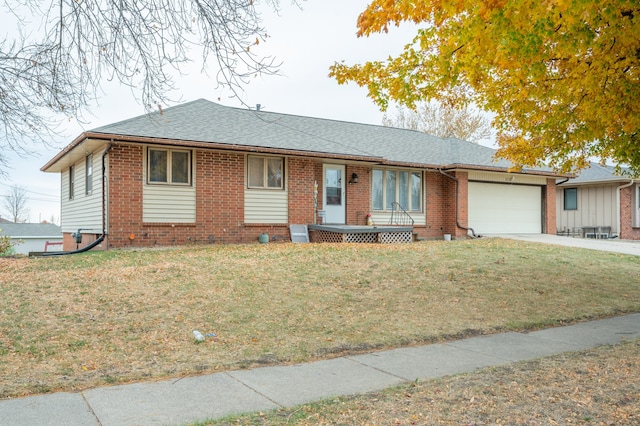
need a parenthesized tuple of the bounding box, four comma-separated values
(468, 172, 546, 234)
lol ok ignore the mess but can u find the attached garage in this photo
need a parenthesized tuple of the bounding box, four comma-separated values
(468, 181, 542, 234)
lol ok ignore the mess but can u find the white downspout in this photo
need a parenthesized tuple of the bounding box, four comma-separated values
(616, 179, 635, 238)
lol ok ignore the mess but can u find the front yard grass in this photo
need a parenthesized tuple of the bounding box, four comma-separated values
(1, 238, 639, 398)
(205, 340, 639, 425)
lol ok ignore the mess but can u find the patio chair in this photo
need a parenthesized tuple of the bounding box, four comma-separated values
(597, 226, 611, 239)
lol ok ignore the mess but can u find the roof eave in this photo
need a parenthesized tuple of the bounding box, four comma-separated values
(558, 177, 636, 186)
(442, 163, 568, 178)
(56, 132, 387, 164)
(41, 132, 94, 172)
(43, 132, 566, 178)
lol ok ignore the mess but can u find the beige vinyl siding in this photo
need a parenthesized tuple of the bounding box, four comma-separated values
(142, 184, 196, 223)
(244, 190, 288, 224)
(468, 171, 548, 185)
(60, 150, 105, 234)
(142, 146, 196, 223)
(370, 211, 426, 226)
(556, 185, 618, 233)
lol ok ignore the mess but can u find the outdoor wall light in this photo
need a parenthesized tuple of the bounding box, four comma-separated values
(349, 173, 359, 184)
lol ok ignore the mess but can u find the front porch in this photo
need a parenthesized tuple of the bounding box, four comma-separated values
(307, 225, 414, 244)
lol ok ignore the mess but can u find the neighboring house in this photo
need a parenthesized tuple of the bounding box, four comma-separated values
(41, 99, 562, 250)
(557, 163, 640, 240)
(0, 223, 63, 255)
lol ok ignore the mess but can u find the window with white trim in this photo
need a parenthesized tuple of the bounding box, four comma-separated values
(563, 188, 577, 210)
(85, 154, 93, 194)
(69, 166, 75, 200)
(247, 155, 284, 189)
(372, 168, 422, 211)
(147, 148, 191, 185)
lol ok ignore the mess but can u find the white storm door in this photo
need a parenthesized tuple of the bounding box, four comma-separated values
(323, 164, 345, 224)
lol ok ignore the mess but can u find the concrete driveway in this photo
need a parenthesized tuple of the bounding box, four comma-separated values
(487, 234, 640, 256)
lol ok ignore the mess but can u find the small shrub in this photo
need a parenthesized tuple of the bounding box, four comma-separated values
(0, 232, 17, 256)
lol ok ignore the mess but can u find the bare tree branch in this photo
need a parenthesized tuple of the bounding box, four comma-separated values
(2, 184, 29, 223)
(0, 0, 295, 172)
(383, 101, 493, 144)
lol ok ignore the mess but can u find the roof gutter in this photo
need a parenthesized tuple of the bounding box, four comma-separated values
(82, 132, 385, 164)
(438, 169, 477, 238)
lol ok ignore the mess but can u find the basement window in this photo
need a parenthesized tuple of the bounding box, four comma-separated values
(147, 148, 192, 185)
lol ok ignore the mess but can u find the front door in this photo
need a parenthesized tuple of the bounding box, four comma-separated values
(323, 164, 345, 224)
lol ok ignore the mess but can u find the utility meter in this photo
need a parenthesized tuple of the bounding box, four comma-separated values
(71, 230, 83, 244)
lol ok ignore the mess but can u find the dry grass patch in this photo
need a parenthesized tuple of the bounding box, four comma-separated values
(208, 339, 639, 425)
(1, 238, 639, 398)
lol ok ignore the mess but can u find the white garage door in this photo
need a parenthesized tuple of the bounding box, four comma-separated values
(468, 182, 542, 234)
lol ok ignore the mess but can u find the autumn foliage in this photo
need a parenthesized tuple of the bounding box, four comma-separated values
(330, 0, 640, 175)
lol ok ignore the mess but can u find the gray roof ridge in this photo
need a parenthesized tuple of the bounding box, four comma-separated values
(588, 161, 614, 172)
(218, 101, 444, 145)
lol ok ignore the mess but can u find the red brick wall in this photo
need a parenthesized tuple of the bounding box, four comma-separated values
(424, 171, 447, 238)
(105, 148, 339, 248)
(62, 232, 104, 251)
(101, 146, 557, 247)
(421, 170, 469, 239)
(545, 178, 557, 235)
(620, 185, 640, 240)
(288, 158, 317, 224)
(454, 171, 470, 238)
(106, 147, 299, 248)
(346, 165, 371, 225)
(194, 150, 245, 244)
(108, 144, 144, 248)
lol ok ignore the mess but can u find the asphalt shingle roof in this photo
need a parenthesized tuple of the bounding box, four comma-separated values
(561, 162, 633, 184)
(91, 99, 523, 170)
(0, 223, 62, 238)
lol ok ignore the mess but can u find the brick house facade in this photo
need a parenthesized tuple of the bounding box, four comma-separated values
(42, 100, 562, 250)
(92, 146, 497, 249)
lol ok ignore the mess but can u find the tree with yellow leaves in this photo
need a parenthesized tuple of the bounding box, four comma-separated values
(330, 0, 640, 175)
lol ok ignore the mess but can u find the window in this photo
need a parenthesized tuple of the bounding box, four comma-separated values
(563, 188, 577, 210)
(69, 166, 75, 200)
(372, 168, 422, 211)
(148, 148, 191, 185)
(247, 155, 283, 189)
(85, 154, 93, 194)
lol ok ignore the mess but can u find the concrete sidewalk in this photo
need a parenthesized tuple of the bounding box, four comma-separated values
(1, 314, 638, 426)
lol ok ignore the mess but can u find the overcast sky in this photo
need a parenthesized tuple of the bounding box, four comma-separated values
(0, 0, 424, 223)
